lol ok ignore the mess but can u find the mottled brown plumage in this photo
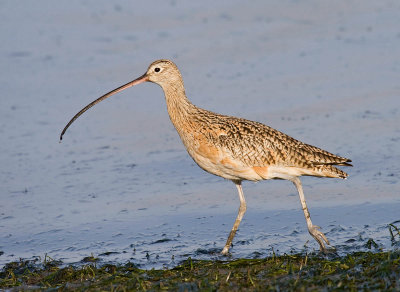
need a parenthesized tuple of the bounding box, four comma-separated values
(179, 107, 350, 179)
(60, 59, 352, 254)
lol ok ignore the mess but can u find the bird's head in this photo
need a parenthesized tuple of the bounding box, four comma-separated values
(144, 59, 183, 88)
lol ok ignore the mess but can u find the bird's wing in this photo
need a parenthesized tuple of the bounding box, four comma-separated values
(212, 115, 351, 168)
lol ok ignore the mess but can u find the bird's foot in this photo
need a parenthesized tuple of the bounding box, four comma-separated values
(221, 246, 230, 255)
(308, 225, 334, 253)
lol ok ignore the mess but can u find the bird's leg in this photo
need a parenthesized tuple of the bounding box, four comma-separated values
(221, 181, 246, 255)
(291, 177, 330, 252)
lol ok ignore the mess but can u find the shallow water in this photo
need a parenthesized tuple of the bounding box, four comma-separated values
(1, 1, 399, 268)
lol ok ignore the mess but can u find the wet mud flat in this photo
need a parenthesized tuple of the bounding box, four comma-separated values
(2, 201, 400, 270)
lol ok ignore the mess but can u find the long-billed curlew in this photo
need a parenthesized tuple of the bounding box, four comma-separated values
(60, 59, 352, 254)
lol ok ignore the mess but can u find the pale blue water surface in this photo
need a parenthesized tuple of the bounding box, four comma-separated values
(0, 1, 399, 268)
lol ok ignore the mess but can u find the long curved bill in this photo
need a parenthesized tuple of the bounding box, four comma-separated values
(60, 73, 148, 141)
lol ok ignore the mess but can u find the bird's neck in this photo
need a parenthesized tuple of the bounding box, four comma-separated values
(162, 82, 195, 130)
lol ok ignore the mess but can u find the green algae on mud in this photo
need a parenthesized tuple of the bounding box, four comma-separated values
(1, 251, 399, 291)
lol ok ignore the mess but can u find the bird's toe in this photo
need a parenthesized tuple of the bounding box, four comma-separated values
(308, 225, 331, 251)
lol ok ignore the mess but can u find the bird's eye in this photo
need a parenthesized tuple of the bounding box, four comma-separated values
(154, 67, 161, 72)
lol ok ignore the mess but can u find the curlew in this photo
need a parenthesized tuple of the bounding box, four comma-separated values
(60, 59, 352, 254)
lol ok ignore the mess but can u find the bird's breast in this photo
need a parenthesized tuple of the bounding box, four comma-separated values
(178, 129, 263, 181)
